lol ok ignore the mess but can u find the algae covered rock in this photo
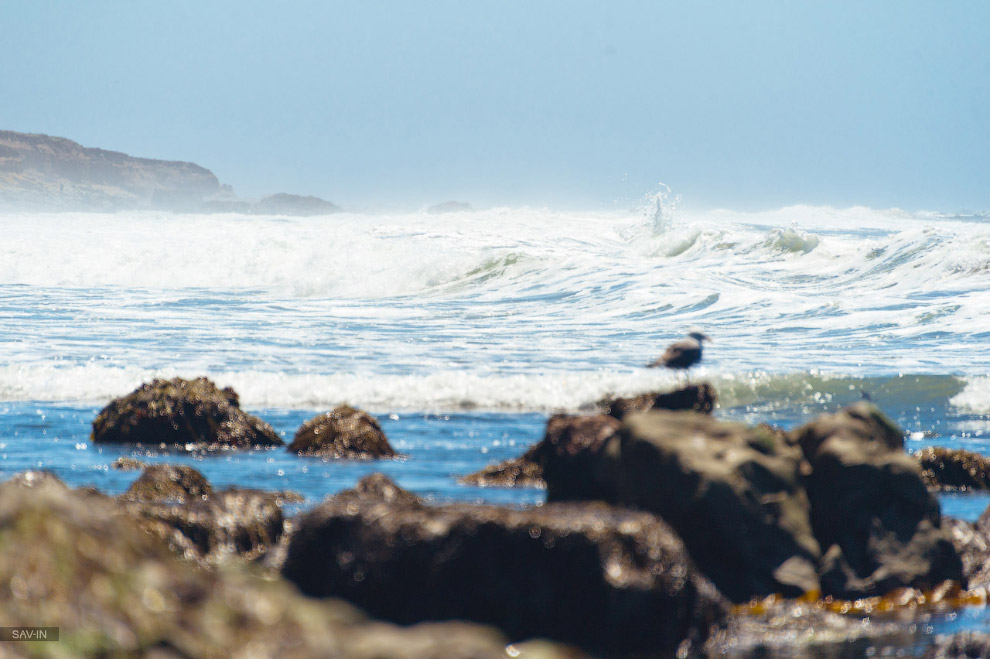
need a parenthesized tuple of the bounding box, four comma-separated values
(791, 403, 963, 598)
(0, 472, 519, 658)
(91, 377, 283, 450)
(459, 441, 547, 488)
(283, 473, 726, 655)
(121, 463, 213, 502)
(288, 404, 399, 459)
(916, 446, 990, 491)
(613, 410, 822, 602)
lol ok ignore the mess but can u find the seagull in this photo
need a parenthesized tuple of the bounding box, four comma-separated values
(646, 329, 711, 383)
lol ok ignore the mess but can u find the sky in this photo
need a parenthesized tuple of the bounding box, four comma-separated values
(1, 1, 987, 211)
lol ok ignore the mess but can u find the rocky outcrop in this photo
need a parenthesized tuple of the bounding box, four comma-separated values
(283, 474, 726, 655)
(91, 377, 283, 451)
(251, 192, 340, 216)
(611, 411, 822, 602)
(0, 471, 522, 657)
(945, 512, 990, 592)
(288, 404, 399, 459)
(791, 403, 963, 598)
(916, 446, 990, 491)
(541, 414, 622, 501)
(0, 130, 219, 211)
(600, 383, 717, 419)
(111, 456, 147, 471)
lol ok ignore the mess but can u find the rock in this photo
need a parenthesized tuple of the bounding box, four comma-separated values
(288, 405, 399, 459)
(916, 446, 990, 491)
(334, 473, 423, 505)
(600, 383, 718, 420)
(123, 487, 287, 564)
(541, 414, 622, 502)
(924, 631, 990, 659)
(251, 192, 340, 216)
(121, 464, 213, 502)
(426, 200, 473, 214)
(283, 474, 726, 654)
(946, 513, 990, 592)
(611, 410, 822, 603)
(0, 471, 522, 657)
(791, 403, 963, 599)
(459, 442, 547, 488)
(111, 456, 147, 471)
(0, 129, 219, 211)
(704, 599, 920, 658)
(91, 377, 283, 451)
(4, 469, 69, 490)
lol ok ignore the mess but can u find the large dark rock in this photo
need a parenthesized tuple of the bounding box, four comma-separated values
(541, 414, 622, 502)
(288, 404, 399, 459)
(91, 377, 283, 451)
(600, 383, 718, 420)
(791, 403, 963, 598)
(611, 410, 822, 602)
(945, 511, 990, 592)
(916, 446, 990, 491)
(283, 474, 726, 655)
(0, 472, 522, 657)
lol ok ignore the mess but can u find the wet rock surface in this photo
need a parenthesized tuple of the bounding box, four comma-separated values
(121, 463, 214, 502)
(792, 403, 963, 598)
(541, 414, 622, 502)
(917, 446, 990, 491)
(111, 456, 147, 471)
(600, 383, 718, 419)
(283, 474, 726, 655)
(458, 441, 547, 488)
(91, 377, 283, 450)
(288, 404, 400, 459)
(0, 472, 529, 658)
(612, 410, 822, 602)
(924, 631, 990, 659)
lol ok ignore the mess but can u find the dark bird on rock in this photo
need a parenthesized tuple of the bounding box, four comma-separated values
(647, 329, 711, 382)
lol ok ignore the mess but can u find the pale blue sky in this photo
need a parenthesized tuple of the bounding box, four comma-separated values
(2, 1, 987, 211)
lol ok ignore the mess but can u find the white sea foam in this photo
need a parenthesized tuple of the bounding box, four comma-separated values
(0, 203, 987, 407)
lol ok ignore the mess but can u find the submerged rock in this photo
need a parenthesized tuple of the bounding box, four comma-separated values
(916, 446, 990, 491)
(791, 403, 963, 598)
(612, 410, 822, 602)
(458, 442, 547, 488)
(111, 456, 147, 471)
(121, 463, 213, 502)
(283, 474, 725, 654)
(288, 404, 399, 459)
(91, 377, 283, 451)
(600, 383, 718, 420)
(0, 472, 520, 657)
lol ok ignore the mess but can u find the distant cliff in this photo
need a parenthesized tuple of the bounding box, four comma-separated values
(0, 130, 220, 211)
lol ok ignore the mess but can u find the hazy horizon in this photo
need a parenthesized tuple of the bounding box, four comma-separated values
(2, 1, 987, 213)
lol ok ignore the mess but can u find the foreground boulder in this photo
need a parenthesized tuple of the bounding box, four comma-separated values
(92, 377, 283, 450)
(600, 383, 717, 420)
(791, 403, 963, 598)
(283, 474, 726, 655)
(0, 472, 530, 658)
(608, 411, 822, 602)
(916, 446, 990, 491)
(288, 404, 399, 459)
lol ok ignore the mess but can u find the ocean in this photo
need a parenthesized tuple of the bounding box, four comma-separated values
(1, 199, 988, 520)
